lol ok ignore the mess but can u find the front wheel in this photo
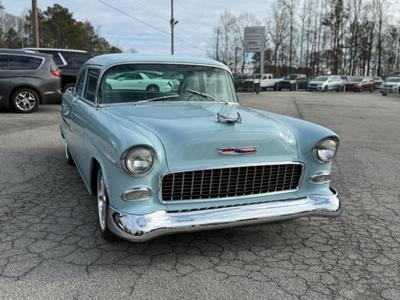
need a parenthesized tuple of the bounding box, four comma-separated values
(97, 169, 118, 241)
(12, 88, 39, 113)
(146, 85, 159, 92)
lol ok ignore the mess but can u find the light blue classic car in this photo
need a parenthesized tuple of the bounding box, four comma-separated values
(61, 54, 341, 242)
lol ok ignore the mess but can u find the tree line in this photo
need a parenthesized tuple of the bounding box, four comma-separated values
(210, 0, 397, 77)
(0, 2, 122, 54)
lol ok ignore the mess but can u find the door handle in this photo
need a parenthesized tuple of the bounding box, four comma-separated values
(71, 98, 78, 107)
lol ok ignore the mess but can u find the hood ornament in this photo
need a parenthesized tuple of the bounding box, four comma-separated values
(217, 112, 242, 124)
(218, 147, 257, 155)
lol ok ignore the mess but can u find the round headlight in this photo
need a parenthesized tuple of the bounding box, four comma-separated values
(313, 138, 339, 163)
(122, 145, 156, 175)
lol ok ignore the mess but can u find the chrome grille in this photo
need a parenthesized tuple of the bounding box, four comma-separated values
(161, 163, 303, 202)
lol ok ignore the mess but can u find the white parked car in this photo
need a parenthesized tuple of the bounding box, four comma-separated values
(308, 75, 344, 92)
(106, 71, 173, 92)
(254, 73, 280, 91)
(380, 77, 400, 96)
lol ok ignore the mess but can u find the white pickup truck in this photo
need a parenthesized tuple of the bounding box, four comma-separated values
(253, 74, 281, 91)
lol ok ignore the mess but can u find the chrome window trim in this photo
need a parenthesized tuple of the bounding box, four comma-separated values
(74, 69, 87, 97)
(159, 161, 305, 204)
(81, 66, 102, 105)
(0, 53, 45, 71)
(94, 62, 238, 106)
(24, 47, 88, 53)
(57, 52, 68, 67)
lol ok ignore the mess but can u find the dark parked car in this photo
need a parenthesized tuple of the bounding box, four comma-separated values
(344, 76, 374, 92)
(24, 48, 93, 93)
(275, 74, 308, 91)
(0, 49, 61, 113)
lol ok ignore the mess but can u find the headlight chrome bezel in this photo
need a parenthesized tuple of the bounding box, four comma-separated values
(313, 137, 339, 164)
(121, 145, 157, 176)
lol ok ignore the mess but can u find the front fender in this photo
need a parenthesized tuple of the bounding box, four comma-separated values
(250, 109, 340, 195)
(85, 109, 167, 214)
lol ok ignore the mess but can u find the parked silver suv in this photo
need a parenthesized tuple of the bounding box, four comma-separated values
(308, 75, 344, 92)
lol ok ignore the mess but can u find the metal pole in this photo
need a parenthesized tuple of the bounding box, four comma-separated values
(260, 29, 265, 75)
(170, 0, 178, 55)
(32, 0, 40, 48)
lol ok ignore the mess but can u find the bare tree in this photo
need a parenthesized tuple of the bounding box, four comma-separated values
(282, 0, 297, 70)
(373, 0, 389, 76)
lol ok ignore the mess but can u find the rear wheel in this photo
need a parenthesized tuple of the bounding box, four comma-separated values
(12, 88, 39, 113)
(97, 169, 118, 241)
(63, 83, 75, 94)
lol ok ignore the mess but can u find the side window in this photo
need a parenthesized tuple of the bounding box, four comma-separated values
(84, 69, 100, 102)
(75, 69, 86, 96)
(0, 55, 9, 70)
(8, 55, 43, 70)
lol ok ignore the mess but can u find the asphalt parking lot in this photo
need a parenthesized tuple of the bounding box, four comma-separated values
(0, 91, 400, 299)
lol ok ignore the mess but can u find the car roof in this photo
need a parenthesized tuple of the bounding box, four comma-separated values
(0, 48, 52, 59)
(85, 54, 230, 72)
(24, 48, 88, 53)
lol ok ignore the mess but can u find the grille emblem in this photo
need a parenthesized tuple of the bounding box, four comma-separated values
(218, 147, 257, 155)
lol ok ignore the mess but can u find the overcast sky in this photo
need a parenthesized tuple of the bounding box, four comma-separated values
(2, 0, 273, 56)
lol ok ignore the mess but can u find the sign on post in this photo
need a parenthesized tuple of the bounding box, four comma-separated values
(244, 26, 266, 74)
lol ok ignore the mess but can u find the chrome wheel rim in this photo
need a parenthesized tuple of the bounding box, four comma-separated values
(65, 86, 75, 94)
(15, 91, 37, 111)
(97, 172, 107, 231)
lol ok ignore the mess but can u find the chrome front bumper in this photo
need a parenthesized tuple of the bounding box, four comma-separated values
(108, 187, 341, 242)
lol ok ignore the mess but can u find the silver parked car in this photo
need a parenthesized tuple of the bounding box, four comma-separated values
(380, 77, 400, 96)
(308, 75, 343, 92)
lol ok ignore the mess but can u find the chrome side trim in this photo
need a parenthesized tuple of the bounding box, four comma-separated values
(309, 172, 331, 184)
(159, 161, 304, 204)
(108, 187, 341, 242)
(121, 187, 152, 201)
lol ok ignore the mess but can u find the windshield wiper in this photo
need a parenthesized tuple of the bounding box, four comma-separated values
(134, 94, 180, 105)
(185, 89, 229, 104)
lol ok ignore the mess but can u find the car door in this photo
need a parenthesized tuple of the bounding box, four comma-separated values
(0, 54, 10, 105)
(62, 68, 86, 159)
(70, 68, 100, 178)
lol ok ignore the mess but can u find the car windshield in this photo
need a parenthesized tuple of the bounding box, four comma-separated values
(315, 76, 328, 81)
(386, 77, 400, 82)
(349, 77, 363, 82)
(99, 64, 237, 104)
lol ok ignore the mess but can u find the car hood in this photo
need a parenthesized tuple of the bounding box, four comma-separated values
(102, 102, 299, 170)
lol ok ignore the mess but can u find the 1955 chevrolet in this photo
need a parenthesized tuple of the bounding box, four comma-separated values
(60, 54, 341, 242)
